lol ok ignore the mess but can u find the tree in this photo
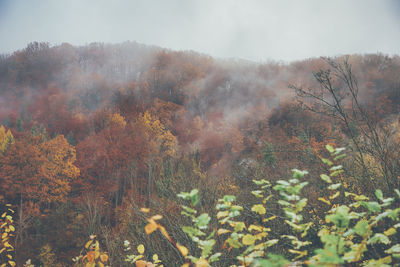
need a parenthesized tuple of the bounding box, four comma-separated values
(291, 57, 399, 191)
(0, 135, 79, 207)
(0, 125, 14, 154)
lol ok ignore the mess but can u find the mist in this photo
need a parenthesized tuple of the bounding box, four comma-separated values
(1, 0, 400, 62)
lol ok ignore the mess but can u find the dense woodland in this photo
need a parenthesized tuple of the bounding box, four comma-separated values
(0, 42, 399, 266)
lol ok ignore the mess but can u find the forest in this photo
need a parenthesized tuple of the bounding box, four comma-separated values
(0, 42, 399, 266)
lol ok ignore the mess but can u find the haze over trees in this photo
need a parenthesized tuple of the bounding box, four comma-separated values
(0, 42, 399, 266)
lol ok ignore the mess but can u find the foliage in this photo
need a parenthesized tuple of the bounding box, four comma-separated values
(73, 235, 109, 267)
(141, 145, 400, 266)
(0, 126, 14, 155)
(123, 241, 164, 267)
(0, 204, 16, 267)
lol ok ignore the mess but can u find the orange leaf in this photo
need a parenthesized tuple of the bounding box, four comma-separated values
(136, 260, 147, 267)
(145, 220, 158, 235)
(177, 243, 188, 257)
(100, 253, 109, 262)
(159, 225, 172, 242)
(86, 251, 95, 263)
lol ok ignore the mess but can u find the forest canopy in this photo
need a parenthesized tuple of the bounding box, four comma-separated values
(0, 42, 399, 266)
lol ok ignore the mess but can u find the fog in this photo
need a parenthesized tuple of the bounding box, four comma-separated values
(0, 0, 400, 62)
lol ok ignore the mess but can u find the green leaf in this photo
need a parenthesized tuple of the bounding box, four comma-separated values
(251, 190, 263, 198)
(200, 239, 215, 258)
(334, 147, 345, 155)
(375, 189, 383, 201)
(385, 244, 400, 256)
(328, 183, 341, 190)
(369, 233, 390, 245)
(223, 195, 236, 202)
(189, 189, 199, 206)
(326, 144, 334, 153)
(394, 189, 400, 199)
(182, 226, 205, 237)
(292, 169, 308, 179)
(209, 252, 222, 263)
(320, 174, 332, 183)
(215, 203, 230, 210)
(326, 206, 350, 228)
(181, 205, 197, 214)
(233, 221, 246, 232)
(254, 254, 290, 267)
(330, 165, 343, 171)
(196, 213, 211, 229)
(295, 198, 307, 213)
(333, 153, 346, 161)
(360, 201, 381, 213)
(265, 239, 279, 247)
(321, 157, 334, 166)
(226, 237, 242, 248)
(354, 220, 369, 236)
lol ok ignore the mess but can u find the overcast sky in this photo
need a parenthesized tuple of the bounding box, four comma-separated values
(0, 0, 399, 62)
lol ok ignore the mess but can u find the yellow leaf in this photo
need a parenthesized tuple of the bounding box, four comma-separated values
(95, 250, 100, 259)
(98, 262, 104, 267)
(318, 197, 331, 205)
(145, 220, 158, 235)
(140, 208, 150, 213)
(329, 191, 340, 200)
(288, 249, 307, 259)
(151, 214, 163, 221)
(2, 232, 7, 239)
(8, 261, 16, 267)
(85, 263, 95, 267)
(263, 215, 277, 222)
(137, 244, 145, 254)
(8, 225, 14, 232)
(248, 224, 263, 232)
(251, 204, 266, 215)
(181, 264, 190, 267)
(255, 232, 268, 240)
(85, 240, 93, 249)
(384, 228, 396, 236)
(1, 212, 6, 218)
(242, 234, 256, 245)
(6, 254, 12, 259)
(217, 211, 229, 219)
(177, 243, 188, 257)
(196, 259, 209, 267)
(152, 254, 159, 261)
(217, 228, 231, 235)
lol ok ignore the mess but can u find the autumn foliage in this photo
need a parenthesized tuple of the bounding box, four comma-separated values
(0, 42, 399, 265)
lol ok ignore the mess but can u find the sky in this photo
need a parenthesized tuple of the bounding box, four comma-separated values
(0, 0, 399, 62)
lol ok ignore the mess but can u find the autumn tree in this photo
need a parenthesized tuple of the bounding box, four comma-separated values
(0, 125, 14, 154)
(0, 134, 79, 249)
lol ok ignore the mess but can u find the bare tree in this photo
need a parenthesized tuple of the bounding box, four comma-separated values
(290, 57, 399, 191)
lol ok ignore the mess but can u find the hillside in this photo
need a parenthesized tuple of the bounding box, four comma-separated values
(0, 42, 399, 266)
